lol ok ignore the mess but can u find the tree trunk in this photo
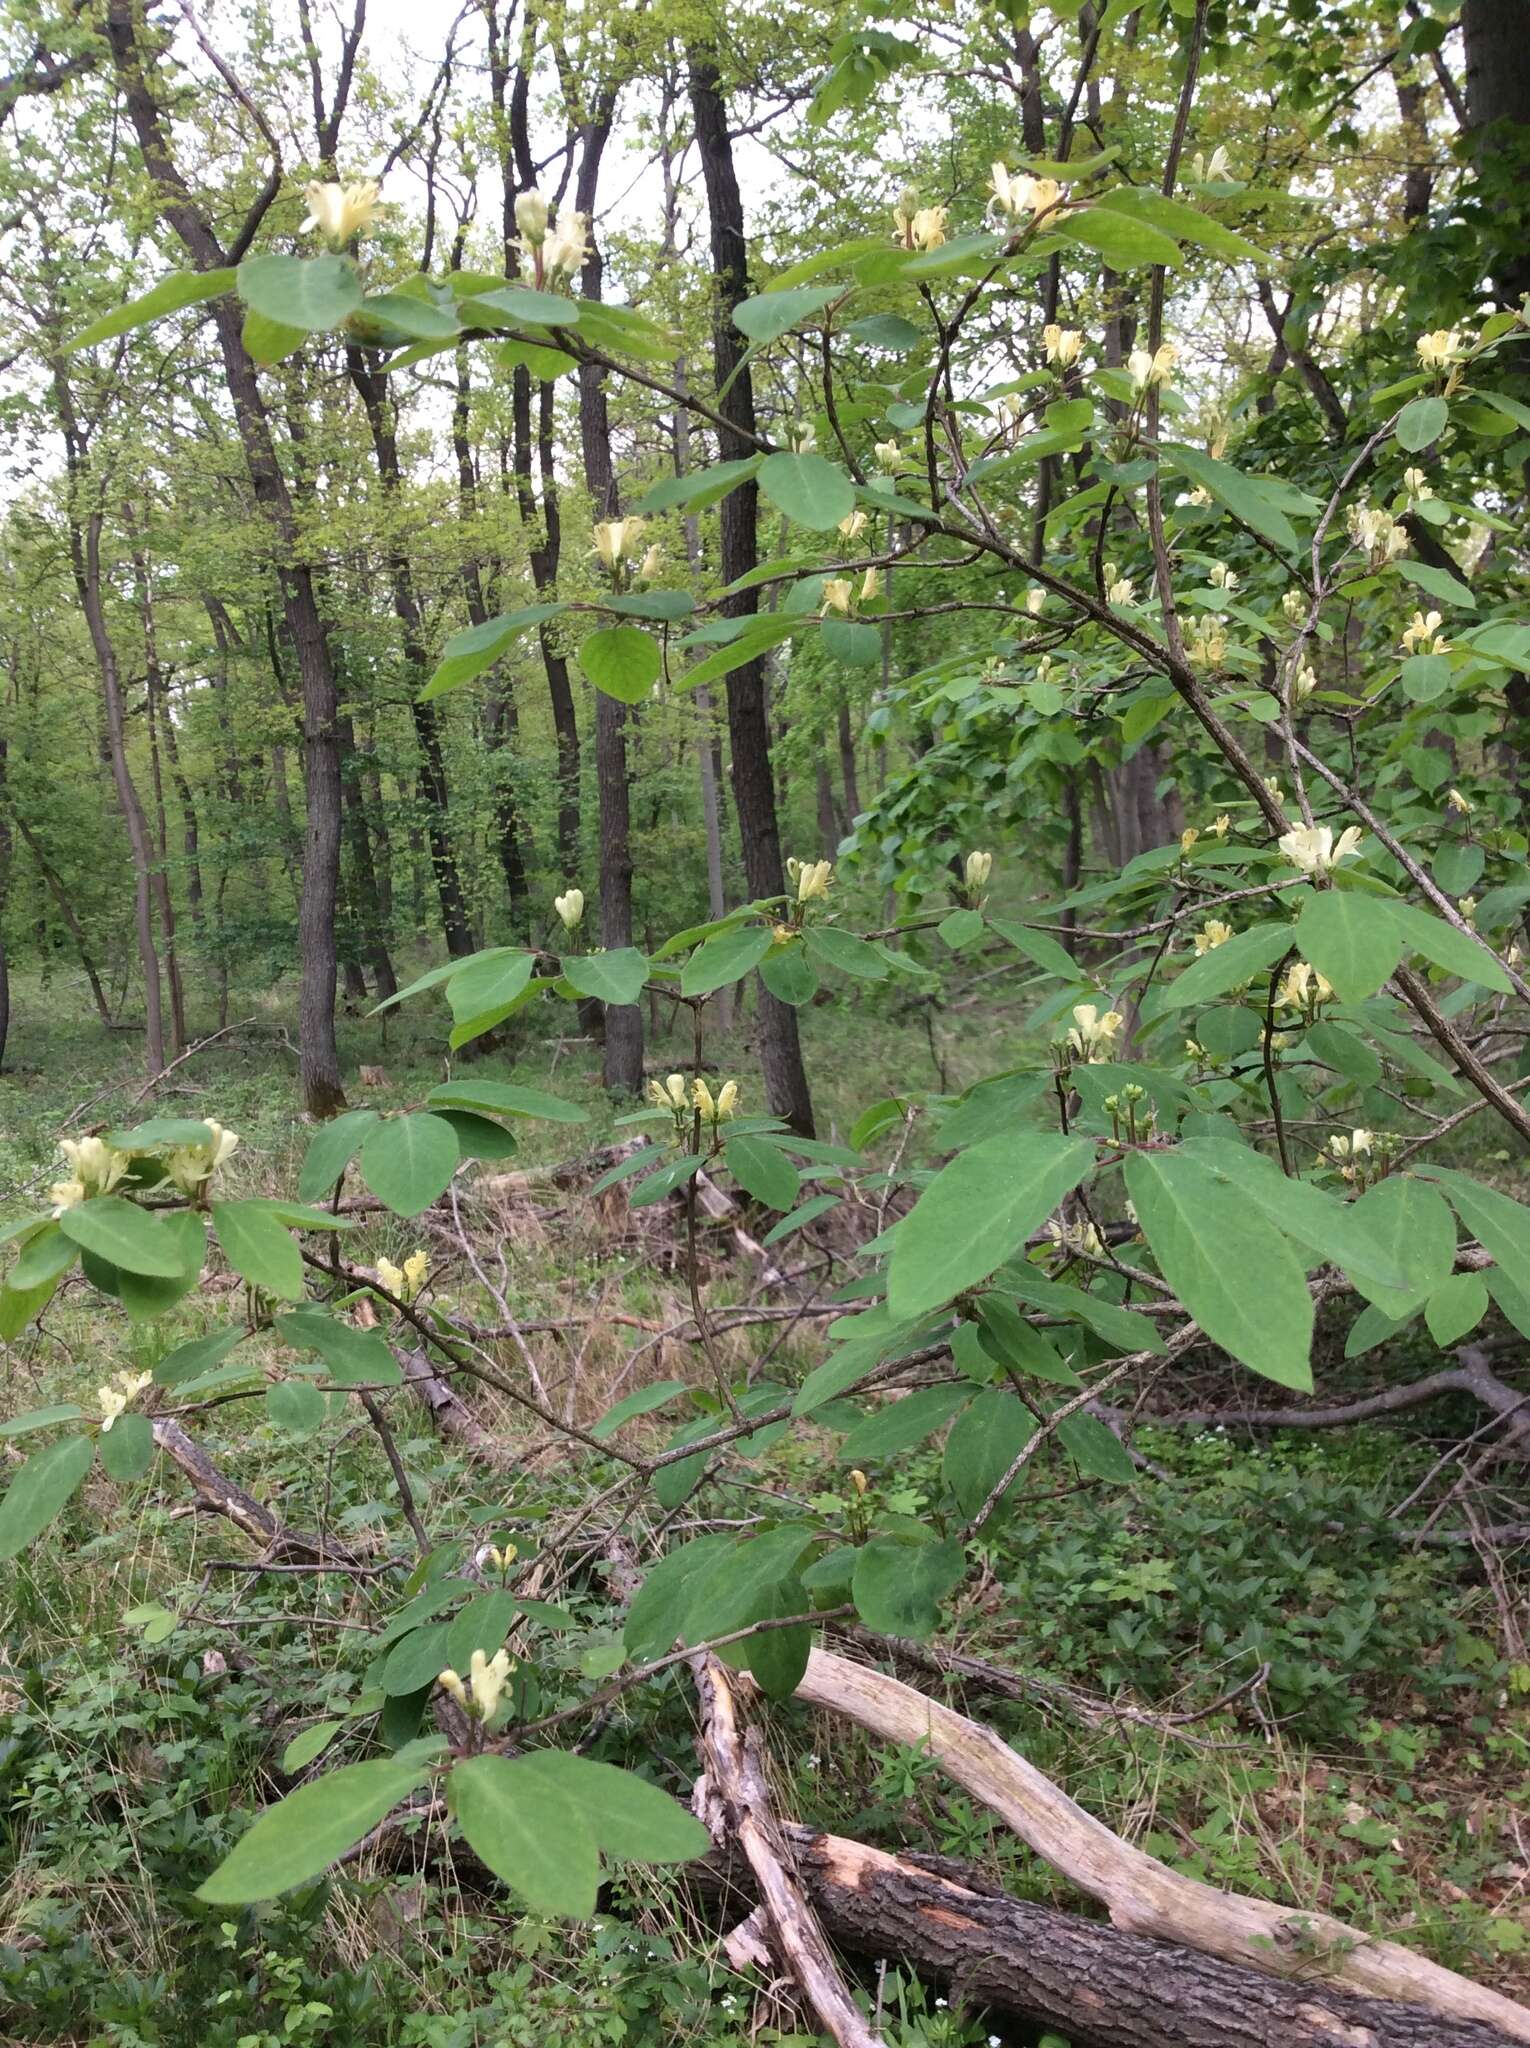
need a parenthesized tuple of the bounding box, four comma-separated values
(6, 808, 113, 1027)
(688, 53, 815, 1135)
(338, 710, 397, 1001)
(346, 349, 474, 957)
(452, 343, 530, 927)
(698, 1827, 1525, 2048)
(1462, 0, 1530, 305)
(104, 0, 346, 1116)
(836, 696, 862, 827)
(572, 107, 644, 1096)
(72, 505, 167, 1075)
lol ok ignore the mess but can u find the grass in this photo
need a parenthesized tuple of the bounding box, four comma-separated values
(1, 961, 1527, 2043)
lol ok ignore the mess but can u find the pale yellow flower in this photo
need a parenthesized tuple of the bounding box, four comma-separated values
(1278, 823, 1363, 876)
(543, 212, 589, 282)
(1414, 328, 1461, 371)
(593, 517, 646, 570)
(554, 887, 584, 930)
(1065, 1003, 1123, 1062)
(1400, 609, 1448, 657)
(837, 509, 869, 542)
(1042, 324, 1082, 367)
(1193, 920, 1232, 955)
(964, 850, 992, 892)
(514, 190, 549, 247)
(819, 577, 854, 617)
(301, 179, 381, 244)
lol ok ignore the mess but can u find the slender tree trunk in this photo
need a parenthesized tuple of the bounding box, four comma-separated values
(140, 651, 188, 1052)
(672, 368, 731, 1023)
(453, 343, 530, 926)
(72, 505, 166, 1074)
(688, 54, 815, 1134)
(346, 349, 474, 956)
(338, 710, 397, 1001)
(7, 810, 113, 1026)
(572, 104, 644, 1095)
(1462, 0, 1530, 305)
(836, 697, 862, 826)
(104, 0, 346, 1114)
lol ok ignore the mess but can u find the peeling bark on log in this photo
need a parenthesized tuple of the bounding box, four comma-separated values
(151, 1416, 357, 1566)
(693, 1654, 885, 2046)
(400, 1347, 504, 1463)
(694, 1827, 1522, 2048)
(794, 1649, 1530, 2042)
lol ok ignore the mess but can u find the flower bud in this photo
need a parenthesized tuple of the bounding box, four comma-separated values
(555, 887, 585, 930)
(514, 189, 549, 246)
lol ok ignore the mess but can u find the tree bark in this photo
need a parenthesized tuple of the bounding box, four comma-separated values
(687, 53, 815, 1136)
(104, 0, 347, 1116)
(1462, 0, 1530, 305)
(572, 94, 644, 1096)
(698, 1826, 1525, 2048)
(346, 349, 475, 957)
(795, 1649, 1530, 2042)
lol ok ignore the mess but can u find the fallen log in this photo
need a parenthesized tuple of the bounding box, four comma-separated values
(399, 1346, 505, 1463)
(794, 1648, 1530, 2043)
(694, 1826, 1522, 2048)
(151, 1416, 361, 1568)
(693, 1654, 884, 2047)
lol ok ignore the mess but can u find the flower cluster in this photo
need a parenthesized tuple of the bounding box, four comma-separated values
(301, 179, 381, 245)
(166, 1120, 241, 1197)
(1063, 1002, 1123, 1063)
(1187, 624, 1226, 668)
(1042, 323, 1082, 367)
(1346, 503, 1408, 566)
(437, 1646, 514, 1721)
(1103, 562, 1134, 606)
(1128, 341, 1177, 393)
(377, 1249, 428, 1302)
(1278, 823, 1363, 877)
(989, 163, 1062, 218)
(647, 1073, 740, 1130)
(788, 856, 833, 904)
(963, 849, 992, 905)
(99, 1368, 152, 1432)
(1277, 959, 1334, 1013)
(1187, 146, 1231, 184)
(593, 517, 657, 581)
(1400, 609, 1448, 657)
(1193, 920, 1232, 955)
(893, 191, 948, 250)
(820, 569, 880, 614)
(1415, 328, 1462, 372)
(49, 1134, 131, 1216)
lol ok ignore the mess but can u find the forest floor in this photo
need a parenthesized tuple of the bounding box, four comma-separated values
(0, 965, 1526, 2048)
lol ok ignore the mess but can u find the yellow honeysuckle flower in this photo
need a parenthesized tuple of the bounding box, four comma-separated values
(1042, 324, 1082, 367)
(795, 858, 833, 903)
(1277, 823, 1363, 877)
(820, 578, 853, 617)
(1194, 920, 1232, 954)
(514, 189, 549, 246)
(301, 179, 381, 244)
(1414, 328, 1461, 371)
(554, 887, 584, 930)
(964, 850, 992, 892)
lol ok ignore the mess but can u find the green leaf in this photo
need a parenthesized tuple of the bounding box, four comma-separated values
(684, 1527, 817, 1643)
(723, 1134, 801, 1212)
(1153, 921, 1293, 1011)
(634, 458, 761, 516)
(98, 1411, 155, 1481)
(760, 943, 819, 1004)
(279, 1308, 401, 1387)
(266, 1380, 328, 1436)
(105, 1116, 214, 1150)
(360, 291, 460, 340)
(468, 283, 581, 328)
(154, 1326, 247, 1388)
(422, 605, 567, 702)
(1349, 1177, 1456, 1316)
(1124, 1150, 1314, 1389)
(1056, 1412, 1136, 1484)
(840, 1385, 970, 1464)
(360, 1116, 460, 1219)
(803, 926, 890, 981)
(238, 252, 362, 333)
(434, 1111, 518, 1161)
(887, 1132, 1095, 1321)
(1425, 1170, 1530, 1298)
(241, 308, 307, 364)
(852, 1537, 965, 1639)
(1396, 395, 1447, 453)
(0, 1403, 85, 1438)
(1401, 653, 1451, 703)
(0, 1434, 94, 1558)
(1424, 1271, 1489, 1347)
(1162, 445, 1299, 554)
(762, 1192, 841, 1244)
(197, 1759, 430, 1903)
(59, 1197, 194, 1278)
(625, 1535, 735, 1661)
(516, 1752, 709, 1864)
(1181, 1139, 1412, 1294)
(561, 948, 651, 1006)
(1052, 205, 1181, 270)
(942, 1390, 1035, 1519)
(211, 1200, 305, 1300)
(425, 1080, 587, 1124)
(681, 925, 773, 998)
(848, 312, 923, 351)
(1090, 186, 1268, 265)
(974, 1296, 1081, 1385)
(9, 1223, 79, 1292)
(443, 1592, 520, 1673)
(1384, 900, 1512, 992)
(445, 950, 536, 1043)
(578, 627, 662, 704)
(733, 285, 842, 343)
(758, 452, 856, 530)
(1391, 558, 1476, 610)
(592, 1381, 690, 1440)
(382, 1621, 453, 1696)
(298, 1110, 382, 1201)
(987, 917, 1085, 981)
(67, 267, 236, 350)
(939, 908, 985, 951)
(447, 1754, 599, 1916)
(283, 1722, 344, 1773)
(1297, 892, 1403, 1001)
